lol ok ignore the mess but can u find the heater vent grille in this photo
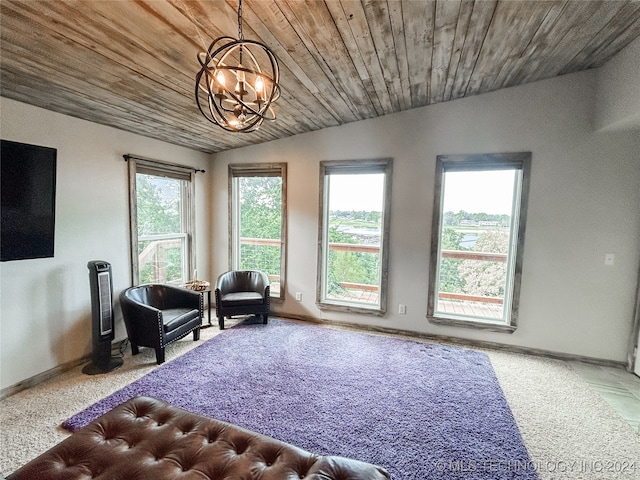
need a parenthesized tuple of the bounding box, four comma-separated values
(97, 271, 112, 336)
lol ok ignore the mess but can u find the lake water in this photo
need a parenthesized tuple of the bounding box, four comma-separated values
(338, 226, 380, 236)
(460, 233, 478, 249)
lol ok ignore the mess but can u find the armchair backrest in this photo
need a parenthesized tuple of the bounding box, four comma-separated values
(216, 270, 269, 295)
(124, 285, 152, 306)
(123, 284, 183, 310)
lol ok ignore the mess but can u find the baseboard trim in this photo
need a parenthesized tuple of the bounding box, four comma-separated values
(2, 317, 627, 401)
(0, 355, 88, 401)
(0, 340, 128, 401)
(274, 312, 627, 370)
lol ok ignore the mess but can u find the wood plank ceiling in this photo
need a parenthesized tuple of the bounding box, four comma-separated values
(1, 0, 639, 154)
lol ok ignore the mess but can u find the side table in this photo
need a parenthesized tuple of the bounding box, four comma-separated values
(183, 281, 212, 328)
(201, 288, 212, 327)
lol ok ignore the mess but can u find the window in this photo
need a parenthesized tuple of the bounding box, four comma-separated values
(317, 159, 392, 314)
(229, 163, 286, 300)
(127, 156, 196, 286)
(428, 152, 531, 331)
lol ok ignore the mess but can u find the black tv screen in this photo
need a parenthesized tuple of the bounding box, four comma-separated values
(1, 140, 57, 262)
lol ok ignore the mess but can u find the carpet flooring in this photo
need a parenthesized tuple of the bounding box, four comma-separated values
(63, 319, 535, 479)
(2, 317, 639, 479)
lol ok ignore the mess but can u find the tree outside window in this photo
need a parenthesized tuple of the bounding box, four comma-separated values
(136, 174, 186, 284)
(229, 164, 286, 300)
(127, 157, 195, 287)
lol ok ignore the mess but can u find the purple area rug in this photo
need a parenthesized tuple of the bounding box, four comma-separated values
(63, 319, 537, 479)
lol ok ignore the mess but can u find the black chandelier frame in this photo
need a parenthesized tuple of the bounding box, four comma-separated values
(195, 1, 280, 133)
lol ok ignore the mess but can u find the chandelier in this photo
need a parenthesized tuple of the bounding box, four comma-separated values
(195, 0, 280, 133)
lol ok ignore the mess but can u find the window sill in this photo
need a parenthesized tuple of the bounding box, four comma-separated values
(317, 301, 385, 316)
(427, 315, 516, 333)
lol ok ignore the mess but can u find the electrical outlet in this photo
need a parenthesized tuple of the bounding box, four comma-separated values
(295, 292, 302, 301)
(604, 253, 615, 266)
(399, 304, 406, 315)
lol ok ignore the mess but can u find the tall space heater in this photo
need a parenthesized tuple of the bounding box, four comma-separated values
(83, 260, 123, 375)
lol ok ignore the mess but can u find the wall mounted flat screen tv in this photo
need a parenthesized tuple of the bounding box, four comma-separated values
(1, 140, 57, 262)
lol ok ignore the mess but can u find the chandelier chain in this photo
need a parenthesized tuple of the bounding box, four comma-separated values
(237, 0, 244, 40)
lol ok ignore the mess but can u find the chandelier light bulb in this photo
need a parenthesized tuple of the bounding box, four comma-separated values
(255, 75, 264, 100)
(216, 70, 225, 87)
(215, 70, 226, 98)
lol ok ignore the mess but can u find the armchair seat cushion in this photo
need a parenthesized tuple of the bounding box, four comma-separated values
(221, 291, 264, 306)
(163, 307, 200, 332)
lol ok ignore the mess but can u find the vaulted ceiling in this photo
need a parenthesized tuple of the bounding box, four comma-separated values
(2, 0, 639, 154)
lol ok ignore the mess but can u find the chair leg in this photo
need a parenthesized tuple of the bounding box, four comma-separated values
(155, 348, 165, 365)
(218, 316, 225, 330)
(262, 313, 268, 324)
(193, 328, 200, 341)
(131, 343, 139, 355)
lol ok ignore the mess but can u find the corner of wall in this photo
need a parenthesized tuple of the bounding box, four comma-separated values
(594, 36, 640, 132)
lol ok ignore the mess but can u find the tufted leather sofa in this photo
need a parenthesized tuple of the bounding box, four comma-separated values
(8, 396, 391, 480)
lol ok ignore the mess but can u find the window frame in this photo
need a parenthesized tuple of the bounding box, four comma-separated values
(127, 156, 196, 286)
(427, 152, 531, 332)
(317, 158, 393, 315)
(228, 163, 287, 302)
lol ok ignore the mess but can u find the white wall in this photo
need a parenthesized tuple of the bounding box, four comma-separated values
(211, 70, 640, 363)
(0, 98, 210, 390)
(595, 35, 640, 131)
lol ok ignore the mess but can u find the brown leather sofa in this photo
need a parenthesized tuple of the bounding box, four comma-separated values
(120, 284, 202, 364)
(215, 270, 270, 329)
(8, 396, 391, 480)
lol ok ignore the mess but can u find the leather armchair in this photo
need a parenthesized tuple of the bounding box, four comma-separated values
(215, 270, 270, 330)
(120, 284, 202, 364)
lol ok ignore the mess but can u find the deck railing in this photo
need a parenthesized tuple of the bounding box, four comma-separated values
(239, 237, 283, 294)
(240, 237, 282, 248)
(138, 237, 183, 284)
(438, 249, 506, 305)
(237, 239, 506, 307)
(328, 244, 506, 307)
